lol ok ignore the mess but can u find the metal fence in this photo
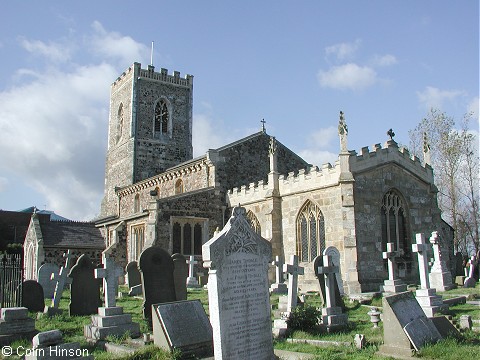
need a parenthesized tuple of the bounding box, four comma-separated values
(0, 253, 23, 308)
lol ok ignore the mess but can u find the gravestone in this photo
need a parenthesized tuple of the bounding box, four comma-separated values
(463, 256, 478, 288)
(0, 307, 37, 346)
(152, 300, 213, 358)
(428, 232, 454, 291)
(454, 252, 464, 276)
(138, 246, 176, 327)
(202, 207, 274, 360)
(378, 291, 442, 358)
(269, 256, 287, 294)
(324, 246, 344, 295)
(186, 255, 200, 287)
(313, 255, 345, 310)
(68, 254, 101, 316)
(21, 280, 45, 312)
(45, 250, 73, 315)
(317, 254, 348, 331)
(283, 255, 304, 313)
(125, 261, 141, 289)
(25, 329, 93, 360)
(95, 255, 124, 308)
(412, 233, 445, 317)
(172, 253, 188, 300)
(382, 242, 407, 293)
(37, 263, 59, 299)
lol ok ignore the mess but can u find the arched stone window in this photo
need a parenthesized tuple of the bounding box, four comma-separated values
(130, 224, 145, 261)
(116, 103, 124, 144)
(246, 210, 261, 235)
(24, 242, 36, 280)
(172, 218, 207, 256)
(175, 179, 184, 195)
(134, 194, 140, 213)
(381, 190, 409, 256)
(296, 200, 326, 262)
(154, 99, 169, 137)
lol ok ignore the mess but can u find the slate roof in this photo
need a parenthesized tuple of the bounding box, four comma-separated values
(40, 221, 105, 249)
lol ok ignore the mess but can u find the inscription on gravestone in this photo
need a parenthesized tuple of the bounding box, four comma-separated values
(202, 207, 274, 360)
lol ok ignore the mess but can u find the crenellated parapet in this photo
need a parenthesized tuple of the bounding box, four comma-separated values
(227, 160, 345, 205)
(349, 139, 434, 184)
(112, 62, 193, 89)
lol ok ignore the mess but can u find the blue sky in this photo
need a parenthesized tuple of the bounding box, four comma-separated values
(0, 1, 478, 220)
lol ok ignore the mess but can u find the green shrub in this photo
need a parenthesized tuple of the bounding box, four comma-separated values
(286, 304, 321, 332)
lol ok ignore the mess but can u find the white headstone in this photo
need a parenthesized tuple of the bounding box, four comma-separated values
(95, 255, 124, 308)
(186, 255, 199, 287)
(283, 255, 304, 313)
(202, 207, 274, 360)
(37, 263, 59, 299)
(428, 232, 454, 291)
(412, 233, 430, 289)
(324, 246, 344, 295)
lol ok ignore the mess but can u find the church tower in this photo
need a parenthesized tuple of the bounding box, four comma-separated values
(100, 63, 194, 217)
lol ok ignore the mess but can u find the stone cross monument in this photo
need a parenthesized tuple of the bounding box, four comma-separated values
(44, 250, 72, 315)
(317, 254, 348, 331)
(186, 255, 199, 287)
(270, 256, 287, 294)
(428, 231, 454, 291)
(382, 242, 407, 293)
(283, 255, 304, 313)
(412, 233, 445, 317)
(95, 254, 124, 308)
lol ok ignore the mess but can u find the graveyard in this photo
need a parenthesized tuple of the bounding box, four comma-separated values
(0, 208, 479, 359)
(0, 283, 478, 360)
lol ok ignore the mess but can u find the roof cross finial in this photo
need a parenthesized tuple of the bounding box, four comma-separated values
(261, 118, 266, 133)
(387, 128, 395, 140)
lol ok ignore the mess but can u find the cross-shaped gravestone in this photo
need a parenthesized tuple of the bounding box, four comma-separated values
(412, 233, 430, 289)
(94, 255, 124, 308)
(186, 255, 199, 287)
(272, 256, 285, 284)
(50, 250, 73, 309)
(383, 242, 400, 281)
(317, 254, 339, 308)
(428, 231, 454, 291)
(283, 255, 304, 313)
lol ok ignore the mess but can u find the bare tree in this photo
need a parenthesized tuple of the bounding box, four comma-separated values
(409, 109, 479, 255)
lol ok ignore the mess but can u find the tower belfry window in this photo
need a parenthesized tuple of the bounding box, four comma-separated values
(154, 100, 169, 135)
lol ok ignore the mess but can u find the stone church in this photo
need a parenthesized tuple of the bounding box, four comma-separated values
(91, 62, 453, 294)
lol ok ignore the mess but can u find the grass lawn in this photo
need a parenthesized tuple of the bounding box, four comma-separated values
(1, 283, 479, 359)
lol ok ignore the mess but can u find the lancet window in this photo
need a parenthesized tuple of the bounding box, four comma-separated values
(296, 200, 326, 262)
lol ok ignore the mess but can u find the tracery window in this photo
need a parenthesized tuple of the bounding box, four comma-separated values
(131, 224, 145, 261)
(172, 218, 207, 256)
(246, 210, 261, 235)
(154, 100, 169, 136)
(296, 200, 326, 262)
(381, 190, 409, 256)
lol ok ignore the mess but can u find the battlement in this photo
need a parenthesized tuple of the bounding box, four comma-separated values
(227, 160, 343, 205)
(349, 139, 433, 182)
(112, 62, 193, 88)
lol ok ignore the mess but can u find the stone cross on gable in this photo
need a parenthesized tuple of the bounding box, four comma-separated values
(412, 233, 430, 289)
(383, 242, 401, 281)
(95, 255, 124, 308)
(317, 254, 339, 308)
(51, 250, 73, 309)
(283, 255, 304, 313)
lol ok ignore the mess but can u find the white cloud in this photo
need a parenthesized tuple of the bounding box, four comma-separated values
(89, 21, 150, 67)
(417, 86, 466, 110)
(297, 126, 338, 166)
(192, 114, 232, 157)
(372, 54, 397, 67)
(325, 40, 361, 61)
(317, 63, 377, 91)
(0, 22, 147, 220)
(19, 37, 73, 63)
(467, 96, 479, 119)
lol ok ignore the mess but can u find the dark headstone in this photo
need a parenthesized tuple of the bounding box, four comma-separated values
(21, 280, 45, 312)
(454, 252, 464, 277)
(68, 254, 101, 316)
(126, 261, 141, 289)
(172, 253, 188, 301)
(138, 247, 176, 327)
(152, 300, 213, 358)
(430, 316, 461, 339)
(313, 255, 345, 310)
